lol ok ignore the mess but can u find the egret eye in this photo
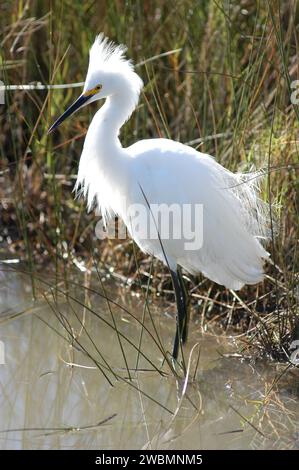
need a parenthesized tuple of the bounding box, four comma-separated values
(95, 84, 102, 91)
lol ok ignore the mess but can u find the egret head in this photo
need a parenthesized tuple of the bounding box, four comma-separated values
(48, 34, 143, 134)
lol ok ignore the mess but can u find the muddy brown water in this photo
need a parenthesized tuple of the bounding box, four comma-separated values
(0, 267, 298, 449)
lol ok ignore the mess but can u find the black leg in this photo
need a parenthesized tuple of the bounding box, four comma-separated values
(178, 268, 190, 344)
(170, 269, 186, 359)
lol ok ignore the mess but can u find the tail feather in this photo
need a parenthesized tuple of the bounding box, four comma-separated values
(179, 164, 273, 290)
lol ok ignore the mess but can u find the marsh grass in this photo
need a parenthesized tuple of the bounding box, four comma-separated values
(0, 1, 298, 361)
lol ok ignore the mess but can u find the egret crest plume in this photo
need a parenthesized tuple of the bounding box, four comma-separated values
(88, 33, 134, 75)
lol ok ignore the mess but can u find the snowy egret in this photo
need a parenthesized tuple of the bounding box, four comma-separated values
(48, 34, 270, 360)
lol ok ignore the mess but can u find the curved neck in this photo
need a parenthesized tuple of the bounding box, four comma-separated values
(93, 92, 138, 148)
(76, 88, 139, 217)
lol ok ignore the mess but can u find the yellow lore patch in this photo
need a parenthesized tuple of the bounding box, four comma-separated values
(84, 84, 102, 97)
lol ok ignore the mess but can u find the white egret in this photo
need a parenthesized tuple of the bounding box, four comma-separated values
(48, 34, 271, 359)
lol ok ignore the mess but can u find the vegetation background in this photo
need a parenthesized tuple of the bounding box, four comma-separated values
(0, 0, 298, 360)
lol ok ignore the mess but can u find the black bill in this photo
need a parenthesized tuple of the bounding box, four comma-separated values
(47, 93, 90, 134)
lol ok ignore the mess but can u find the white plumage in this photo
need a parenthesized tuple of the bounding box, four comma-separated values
(49, 34, 271, 358)
(74, 35, 270, 291)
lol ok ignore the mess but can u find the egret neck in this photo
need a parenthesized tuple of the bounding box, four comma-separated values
(91, 88, 138, 157)
(76, 86, 140, 220)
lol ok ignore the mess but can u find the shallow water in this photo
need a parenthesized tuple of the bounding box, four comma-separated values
(0, 267, 298, 450)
